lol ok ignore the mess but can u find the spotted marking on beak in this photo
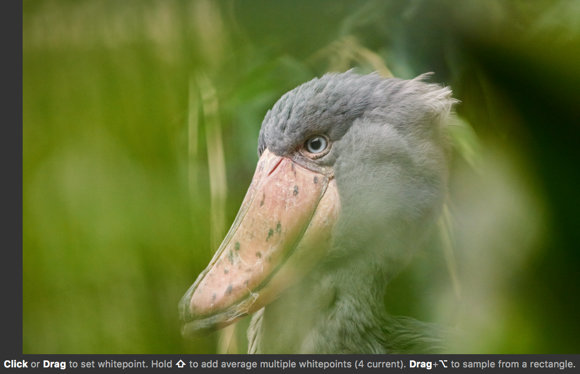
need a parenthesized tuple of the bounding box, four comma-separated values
(267, 228, 274, 241)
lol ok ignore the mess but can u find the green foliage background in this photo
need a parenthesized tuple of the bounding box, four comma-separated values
(23, 0, 580, 353)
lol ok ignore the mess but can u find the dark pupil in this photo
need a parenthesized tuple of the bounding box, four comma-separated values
(310, 139, 321, 150)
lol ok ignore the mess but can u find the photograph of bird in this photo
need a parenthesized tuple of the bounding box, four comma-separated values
(180, 71, 457, 353)
(22, 0, 579, 355)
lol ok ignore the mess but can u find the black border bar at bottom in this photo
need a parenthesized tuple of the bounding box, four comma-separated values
(2, 354, 578, 372)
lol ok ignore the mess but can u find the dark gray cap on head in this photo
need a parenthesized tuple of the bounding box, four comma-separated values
(258, 71, 455, 157)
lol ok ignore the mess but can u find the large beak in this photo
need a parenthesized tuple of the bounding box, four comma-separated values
(179, 149, 339, 337)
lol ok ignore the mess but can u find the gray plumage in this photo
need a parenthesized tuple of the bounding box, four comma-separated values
(249, 71, 456, 353)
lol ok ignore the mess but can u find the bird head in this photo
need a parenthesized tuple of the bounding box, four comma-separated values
(179, 71, 456, 337)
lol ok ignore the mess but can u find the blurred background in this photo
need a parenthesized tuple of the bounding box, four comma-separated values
(23, 0, 579, 353)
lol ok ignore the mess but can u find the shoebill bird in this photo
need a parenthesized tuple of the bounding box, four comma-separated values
(179, 71, 457, 353)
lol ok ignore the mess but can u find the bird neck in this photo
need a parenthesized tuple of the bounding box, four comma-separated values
(248, 218, 439, 354)
(249, 247, 396, 353)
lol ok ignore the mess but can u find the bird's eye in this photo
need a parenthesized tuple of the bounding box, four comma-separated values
(304, 136, 328, 155)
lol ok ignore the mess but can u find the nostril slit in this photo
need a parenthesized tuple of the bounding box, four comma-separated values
(268, 158, 284, 176)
